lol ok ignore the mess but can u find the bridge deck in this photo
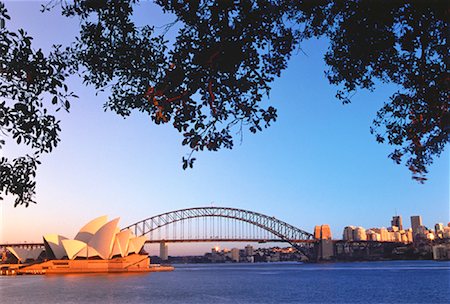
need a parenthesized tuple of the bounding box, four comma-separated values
(145, 239, 316, 244)
(1, 239, 315, 249)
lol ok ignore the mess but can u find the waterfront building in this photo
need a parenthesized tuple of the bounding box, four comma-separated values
(401, 232, 408, 243)
(443, 227, 450, 239)
(4, 216, 170, 274)
(39, 216, 147, 260)
(366, 229, 380, 241)
(343, 226, 355, 241)
(435, 223, 444, 238)
(410, 216, 422, 238)
(379, 228, 389, 242)
(245, 245, 254, 256)
(406, 229, 413, 242)
(6, 216, 147, 263)
(416, 225, 428, 238)
(353, 227, 367, 241)
(432, 244, 450, 260)
(231, 248, 240, 262)
(391, 216, 403, 230)
(393, 231, 402, 242)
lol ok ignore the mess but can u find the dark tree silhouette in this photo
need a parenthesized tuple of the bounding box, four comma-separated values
(1, 0, 448, 206)
(0, 3, 76, 206)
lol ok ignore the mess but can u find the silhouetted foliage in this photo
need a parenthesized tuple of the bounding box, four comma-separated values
(0, 3, 76, 206)
(290, 0, 448, 182)
(1, 0, 448, 206)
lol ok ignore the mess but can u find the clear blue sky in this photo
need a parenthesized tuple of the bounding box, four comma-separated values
(1, 1, 448, 255)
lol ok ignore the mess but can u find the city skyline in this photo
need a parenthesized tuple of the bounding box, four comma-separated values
(0, 2, 448, 256)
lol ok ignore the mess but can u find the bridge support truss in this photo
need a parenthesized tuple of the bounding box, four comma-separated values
(122, 207, 315, 257)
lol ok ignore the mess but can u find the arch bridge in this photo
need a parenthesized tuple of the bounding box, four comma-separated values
(122, 207, 315, 255)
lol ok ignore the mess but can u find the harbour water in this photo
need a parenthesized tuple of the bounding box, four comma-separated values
(1, 260, 449, 303)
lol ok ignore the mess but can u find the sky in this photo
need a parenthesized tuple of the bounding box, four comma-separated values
(1, 1, 448, 255)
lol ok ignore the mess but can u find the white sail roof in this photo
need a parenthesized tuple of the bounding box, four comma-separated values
(27, 248, 44, 260)
(129, 236, 147, 254)
(8, 247, 28, 262)
(116, 230, 132, 257)
(88, 218, 120, 260)
(61, 239, 87, 260)
(6, 246, 43, 262)
(75, 245, 102, 258)
(74, 215, 108, 243)
(127, 241, 136, 255)
(41, 216, 146, 261)
(110, 238, 122, 258)
(43, 234, 68, 259)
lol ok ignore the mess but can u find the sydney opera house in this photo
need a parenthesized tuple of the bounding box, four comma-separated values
(5, 216, 172, 274)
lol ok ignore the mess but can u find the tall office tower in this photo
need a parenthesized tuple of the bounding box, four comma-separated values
(391, 216, 403, 230)
(410, 216, 423, 236)
(343, 226, 355, 241)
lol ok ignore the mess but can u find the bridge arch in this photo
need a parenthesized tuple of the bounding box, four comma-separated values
(122, 207, 314, 251)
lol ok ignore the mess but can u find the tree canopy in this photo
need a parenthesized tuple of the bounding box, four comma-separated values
(1, 0, 448, 206)
(0, 2, 75, 206)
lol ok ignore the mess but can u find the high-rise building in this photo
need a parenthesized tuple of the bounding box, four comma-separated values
(343, 226, 355, 241)
(391, 216, 403, 230)
(411, 216, 423, 237)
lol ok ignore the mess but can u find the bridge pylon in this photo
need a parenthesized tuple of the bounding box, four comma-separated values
(160, 241, 168, 261)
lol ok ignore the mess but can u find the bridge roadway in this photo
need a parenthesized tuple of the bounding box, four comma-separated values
(0, 243, 45, 250)
(0, 238, 315, 249)
(144, 238, 316, 244)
